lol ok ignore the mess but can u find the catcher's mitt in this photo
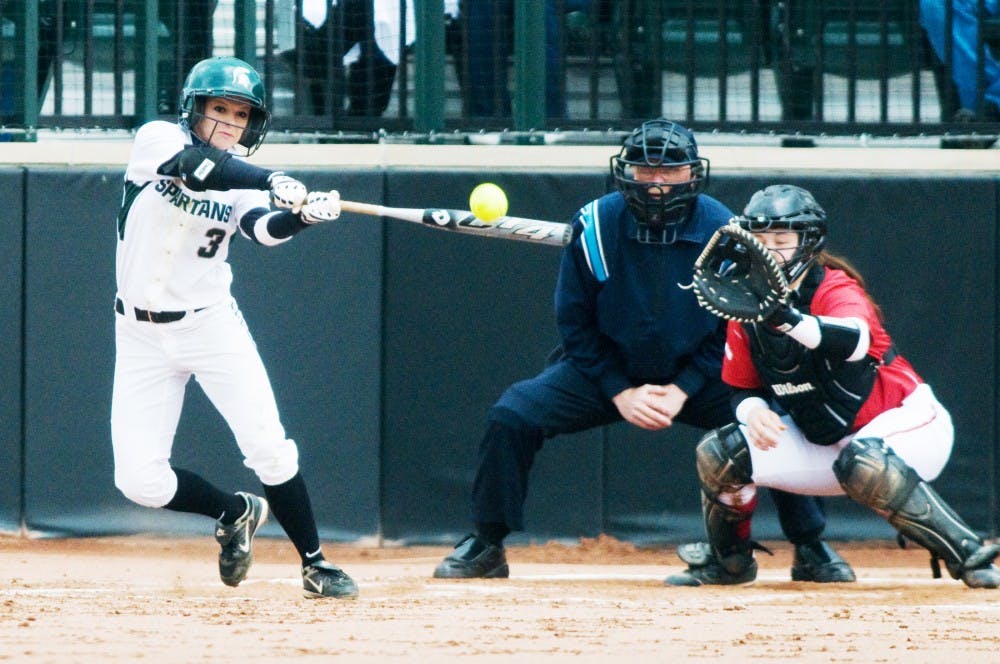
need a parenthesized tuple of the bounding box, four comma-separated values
(691, 223, 790, 323)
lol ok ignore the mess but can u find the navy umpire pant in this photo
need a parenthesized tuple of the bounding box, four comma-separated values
(472, 358, 827, 542)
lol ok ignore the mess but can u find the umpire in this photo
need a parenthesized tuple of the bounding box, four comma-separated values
(433, 119, 855, 583)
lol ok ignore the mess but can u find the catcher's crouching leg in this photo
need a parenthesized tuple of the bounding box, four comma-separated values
(834, 437, 1000, 588)
(665, 424, 760, 586)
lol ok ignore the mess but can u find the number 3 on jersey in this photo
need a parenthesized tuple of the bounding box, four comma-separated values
(198, 228, 227, 258)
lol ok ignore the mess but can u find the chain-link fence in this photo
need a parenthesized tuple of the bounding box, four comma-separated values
(1, 1, 998, 142)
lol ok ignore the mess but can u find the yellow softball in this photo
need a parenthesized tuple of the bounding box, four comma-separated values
(469, 183, 509, 223)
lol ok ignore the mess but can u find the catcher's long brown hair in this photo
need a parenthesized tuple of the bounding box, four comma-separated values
(816, 251, 885, 322)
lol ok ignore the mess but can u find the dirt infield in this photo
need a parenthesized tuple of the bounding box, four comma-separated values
(1, 535, 998, 662)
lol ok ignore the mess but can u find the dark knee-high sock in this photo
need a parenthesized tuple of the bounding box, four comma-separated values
(475, 521, 510, 547)
(770, 489, 826, 545)
(163, 467, 246, 524)
(262, 472, 323, 566)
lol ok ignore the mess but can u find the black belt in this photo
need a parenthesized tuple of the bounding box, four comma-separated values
(115, 297, 199, 323)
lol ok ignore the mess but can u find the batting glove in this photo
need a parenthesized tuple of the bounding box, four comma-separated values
(268, 172, 308, 211)
(299, 190, 341, 224)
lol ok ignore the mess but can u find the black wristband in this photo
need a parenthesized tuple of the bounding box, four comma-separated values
(766, 304, 803, 332)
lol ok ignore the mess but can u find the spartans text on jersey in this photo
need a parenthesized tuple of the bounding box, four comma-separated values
(155, 180, 233, 222)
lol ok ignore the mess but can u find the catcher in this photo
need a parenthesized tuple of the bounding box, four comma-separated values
(668, 184, 1000, 588)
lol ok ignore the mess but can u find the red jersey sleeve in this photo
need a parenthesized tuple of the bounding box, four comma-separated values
(810, 268, 892, 359)
(721, 320, 763, 389)
(807, 267, 923, 427)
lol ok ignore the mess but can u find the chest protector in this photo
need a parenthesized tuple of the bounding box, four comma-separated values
(743, 267, 879, 445)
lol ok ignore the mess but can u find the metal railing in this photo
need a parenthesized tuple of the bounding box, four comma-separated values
(1, 0, 998, 141)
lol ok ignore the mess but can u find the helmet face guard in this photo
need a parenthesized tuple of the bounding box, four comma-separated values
(179, 56, 271, 156)
(611, 119, 709, 244)
(735, 184, 828, 283)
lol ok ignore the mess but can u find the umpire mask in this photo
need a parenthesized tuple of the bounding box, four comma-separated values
(611, 119, 709, 244)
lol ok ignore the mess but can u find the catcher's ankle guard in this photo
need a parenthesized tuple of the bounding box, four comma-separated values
(836, 438, 988, 579)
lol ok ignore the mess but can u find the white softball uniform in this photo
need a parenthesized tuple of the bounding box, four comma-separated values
(111, 121, 299, 508)
(743, 383, 954, 496)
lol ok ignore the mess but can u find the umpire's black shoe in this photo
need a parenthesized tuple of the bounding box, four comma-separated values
(791, 540, 856, 583)
(433, 534, 509, 579)
(215, 492, 269, 587)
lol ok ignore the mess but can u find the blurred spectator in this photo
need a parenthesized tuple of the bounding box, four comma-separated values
(920, 0, 1000, 120)
(1, 0, 69, 116)
(285, 0, 415, 116)
(4, 1, 214, 118)
(158, 1, 217, 113)
(37, 0, 61, 99)
(451, 0, 593, 120)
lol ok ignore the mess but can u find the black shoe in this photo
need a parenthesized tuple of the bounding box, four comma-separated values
(433, 534, 509, 579)
(950, 105, 1000, 122)
(214, 492, 268, 587)
(961, 561, 1000, 588)
(664, 542, 757, 587)
(953, 107, 978, 122)
(948, 542, 1000, 588)
(302, 560, 359, 599)
(791, 540, 856, 583)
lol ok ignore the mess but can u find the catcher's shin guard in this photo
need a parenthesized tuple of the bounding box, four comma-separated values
(834, 437, 999, 584)
(696, 425, 758, 571)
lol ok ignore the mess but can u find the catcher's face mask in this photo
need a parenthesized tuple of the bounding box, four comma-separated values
(754, 230, 810, 277)
(737, 184, 827, 283)
(611, 119, 709, 244)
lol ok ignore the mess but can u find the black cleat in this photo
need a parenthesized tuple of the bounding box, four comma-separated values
(791, 540, 856, 583)
(215, 492, 269, 587)
(961, 563, 1000, 589)
(433, 534, 509, 579)
(302, 560, 359, 599)
(664, 542, 757, 587)
(956, 543, 1000, 589)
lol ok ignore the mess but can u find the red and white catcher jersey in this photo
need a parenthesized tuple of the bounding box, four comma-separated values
(723, 266, 923, 431)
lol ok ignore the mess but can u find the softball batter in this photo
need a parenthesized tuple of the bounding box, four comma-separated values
(111, 56, 356, 599)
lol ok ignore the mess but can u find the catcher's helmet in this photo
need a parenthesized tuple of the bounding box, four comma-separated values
(735, 184, 827, 283)
(611, 119, 709, 244)
(180, 56, 271, 155)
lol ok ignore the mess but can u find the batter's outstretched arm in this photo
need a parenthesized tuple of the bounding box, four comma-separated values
(239, 192, 342, 245)
(157, 146, 307, 210)
(239, 209, 308, 246)
(158, 146, 271, 191)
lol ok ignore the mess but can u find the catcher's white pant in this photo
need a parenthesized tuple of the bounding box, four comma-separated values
(111, 297, 300, 507)
(743, 384, 953, 495)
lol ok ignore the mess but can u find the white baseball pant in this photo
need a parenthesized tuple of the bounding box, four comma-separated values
(111, 298, 300, 507)
(743, 384, 953, 496)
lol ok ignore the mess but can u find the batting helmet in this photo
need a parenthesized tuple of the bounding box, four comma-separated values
(735, 184, 828, 283)
(180, 56, 271, 155)
(611, 119, 709, 244)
